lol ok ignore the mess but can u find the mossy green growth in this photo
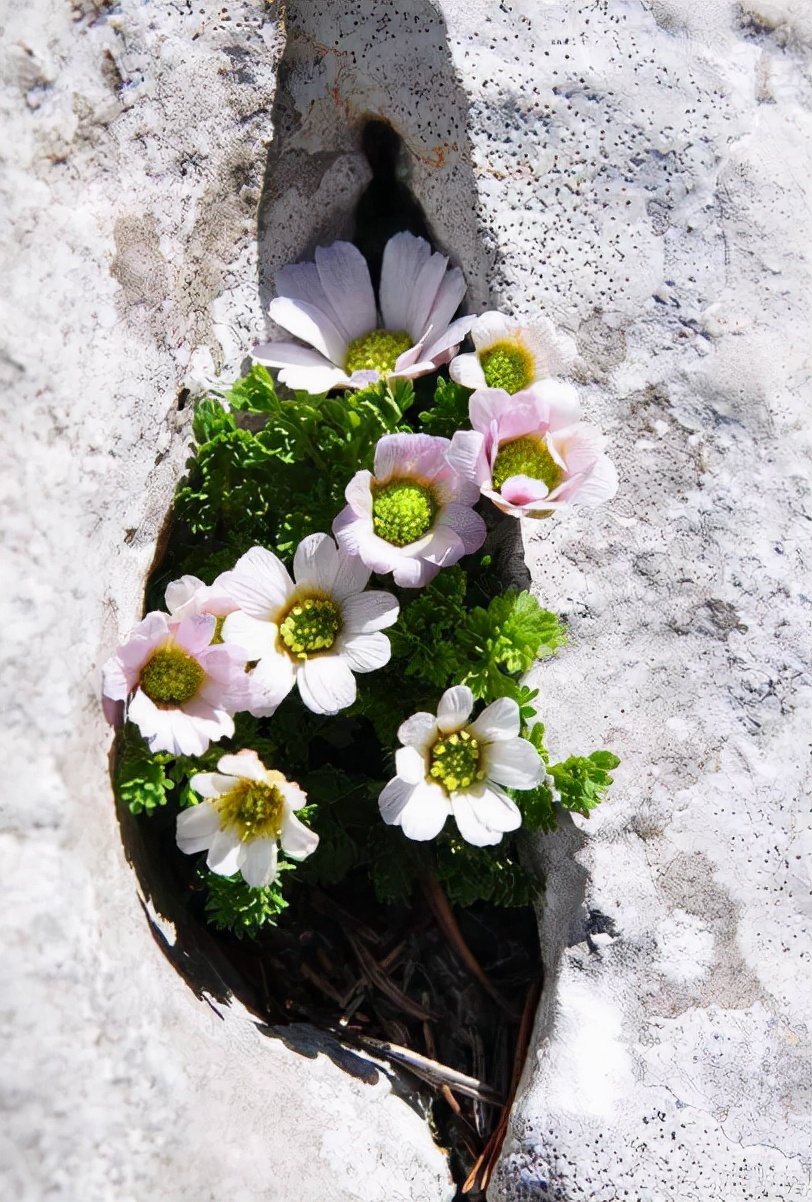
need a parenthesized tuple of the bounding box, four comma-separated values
(279, 596, 342, 658)
(480, 340, 534, 393)
(372, 479, 437, 547)
(345, 328, 412, 375)
(429, 729, 485, 793)
(139, 645, 205, 707)
(492, 435, 564, 493)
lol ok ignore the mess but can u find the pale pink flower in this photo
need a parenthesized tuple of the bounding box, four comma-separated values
(449, 310, 576, 393)
(177, 749, 318, 889)
(446, 382, 618, 519)
(252, 234, 474, 392)
(164, 574, 240, 623)
(101, 612, 249, 756)
(332, 433, 487, 589)
(219, 533, 399, 717)
(379, 686, 543, 846)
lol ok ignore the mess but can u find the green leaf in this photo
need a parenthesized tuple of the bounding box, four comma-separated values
(550, 751, 620, 818)
(203, 866, 292, 938)
(116, 724, 174, 815)
(418, 377, 471, 439)
(226, 364, 278, 413)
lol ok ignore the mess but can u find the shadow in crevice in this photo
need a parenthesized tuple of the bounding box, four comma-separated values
(256, 0, 493, 318)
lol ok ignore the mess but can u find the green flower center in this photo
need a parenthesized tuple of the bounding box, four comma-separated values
(371, 478, 437, 547)
(428, 729, 485, 794)
(491, 434, 564, 493)
(279, 595, 342, 660)
(139, 644, 205, 707)
(480, 340, 534, 393)
(215, 779, 285, 842)
(345, 328, 413, 375)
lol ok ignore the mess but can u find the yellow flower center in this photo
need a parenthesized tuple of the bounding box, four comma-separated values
(345, 328, 413, 374)
(480, 340, 535, 393)
(215, 778, 285, 842)
(428, 729, 485, 793)
(371, 478, 437, 547)
(139, 644, 205, 707)
(491, 434, 564, 493)
(279, 595, 342, 660)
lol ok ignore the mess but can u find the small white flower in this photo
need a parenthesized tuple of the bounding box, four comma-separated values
(252, 233, 474, 392)
(219, 533, 399, 716)
(379, 685, 543, 847)
(101, 612, 249, 756)
(164, 574, 239, 624)
(333, 432, 487, 588)
(176, 749, 318, 888)
(449, 310, 576, 394)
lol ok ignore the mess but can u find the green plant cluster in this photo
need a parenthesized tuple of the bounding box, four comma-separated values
(118, 365, 619, 935)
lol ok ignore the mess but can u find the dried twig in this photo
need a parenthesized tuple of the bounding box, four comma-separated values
(342, 1033, 504, 1106)
(346, 930, 435, 1022)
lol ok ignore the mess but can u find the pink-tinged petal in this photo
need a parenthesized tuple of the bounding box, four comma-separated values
(241, 838, 279, 888)
(423, 314, 477, 364)
(223, 546, 294, 618)
(189, 772, 236, 799)
(392, 339, 426, 372)
(269, 296, 347, 367)
(419, 524, 464, 568)
(347, 369, 381, 388)
(492, 403, 550, 447)
(275, 258, 343, 329)
(338, 631, 391, 673)
(279, 363, 354, 394)
(528, 379, 582, 429)
(330, 547, 371, 600)
(206, 828, 243, 877)
(451, 793, 505, 847)
(179, 697, 235, 743)
(379, 232, 432, 334)
(221, 612, 278, 660)
(469, 312, 517, 349)
(395, 745, 426, 785)
(173, 614, 216, 657)
(379, 775, 416, 825)
(397, 711, 438, 750)
(568, 454, 618, 507)
(435, 503, 487, 556)
(468, 697, 521, 743)
(340, 590, 399, 633)
(483, 738, 543, 790)
(373, 432, 449, 484)
(252, 340, 336, 371)
(389, 357, 443, 381)
(279, 780, 308, 812)
(424, 266, 466, 339)
(407, 252, 449, 341)
(176, 802, 221, 855)
(102, 694, 124, 725)
(449, 352, 487, 390)
(315, 241, 376, 343)
(280, 811, 319, 861)
(446, 430, 489, 489)
(297, 656, 356, 715)
(334, 516, 408, 576)
(437, 685, 474, 734)
(293, 532, 339, 592)
(217, 751, 267, 782)
(102, 656, 131, 702)
(522, 317, 577, 379)
(392, 555, 440, 588)
(343, 470, 374, 517)
(199, 642, 249, 684)
(247, 653, 297, 713)
(398, 780, 451, 841)
(500, 475, 552, 506)
(165, 575, 205, 616)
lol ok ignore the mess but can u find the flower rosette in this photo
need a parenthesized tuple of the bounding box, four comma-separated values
(379, 685, 544, 846)
(447, 381, 618, 519)
(219, 532, 399, 716)
(253, 232, 474, 393)
(176, 749, 318, 888)
(333, 432, 487, 588)
(101, 612, 249, 756)
(449, 310, 576, 394)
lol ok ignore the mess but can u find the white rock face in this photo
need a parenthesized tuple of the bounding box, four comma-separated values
(3, 0, 810, 1198)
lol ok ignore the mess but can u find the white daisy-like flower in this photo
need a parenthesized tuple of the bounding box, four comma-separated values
(164, 573, 240, 625)
(176, 749, 318, 888)
(219, 533, 399, 716)
(252, 233, 475, 393)
(449, 310, 576, 394)
(379, 685, 543, 847)
(101, 612, 249, 756)
(446, 382, 618, 519)
(332, 432, 487, 589)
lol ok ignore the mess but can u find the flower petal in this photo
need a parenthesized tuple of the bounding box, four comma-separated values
(280, 811, 319, 861)
(451, 786, 518, 846)
(407, 251, 450, 340)
(165, 575, 205, 616)
(252, 340, 336, 370)
(241, 838, 279, 888)
(189, 772, 235, 799)
(246, 653, 297, 715)
(424, 266, 466, 339)
(176, 801, 220, 855)
(395, 745, 426, 785)
(221, 546, 294, 618)
(468, 696, 521, 743)
(221, 611, 279, 660)
(297, 656, 356, 714)
(293, 532, 339, 592)
(483, 738, 544, 789)
(449, 352, 487, 390)
(206, 828, 243, 877)
(269, 295, 347, 367)
(398, 780, 451, 841)
(315, 241, 376, 343)
(397, 711, 438, 750)
(337, 631, 391, 673)
(340, 590, 399, 633)
(435, 503, 487, 555)
(379, 775, 416, 825)
(216, 750, 267, 782)
(173, 614, 216, 657)
(436, 685, 474, 734)
(529, 379, 582, 429)
(446, 430, 489, 489)
(379, 232, 431, 334)
(329, 549, 371, 600)
(423, 314, 477, 364)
